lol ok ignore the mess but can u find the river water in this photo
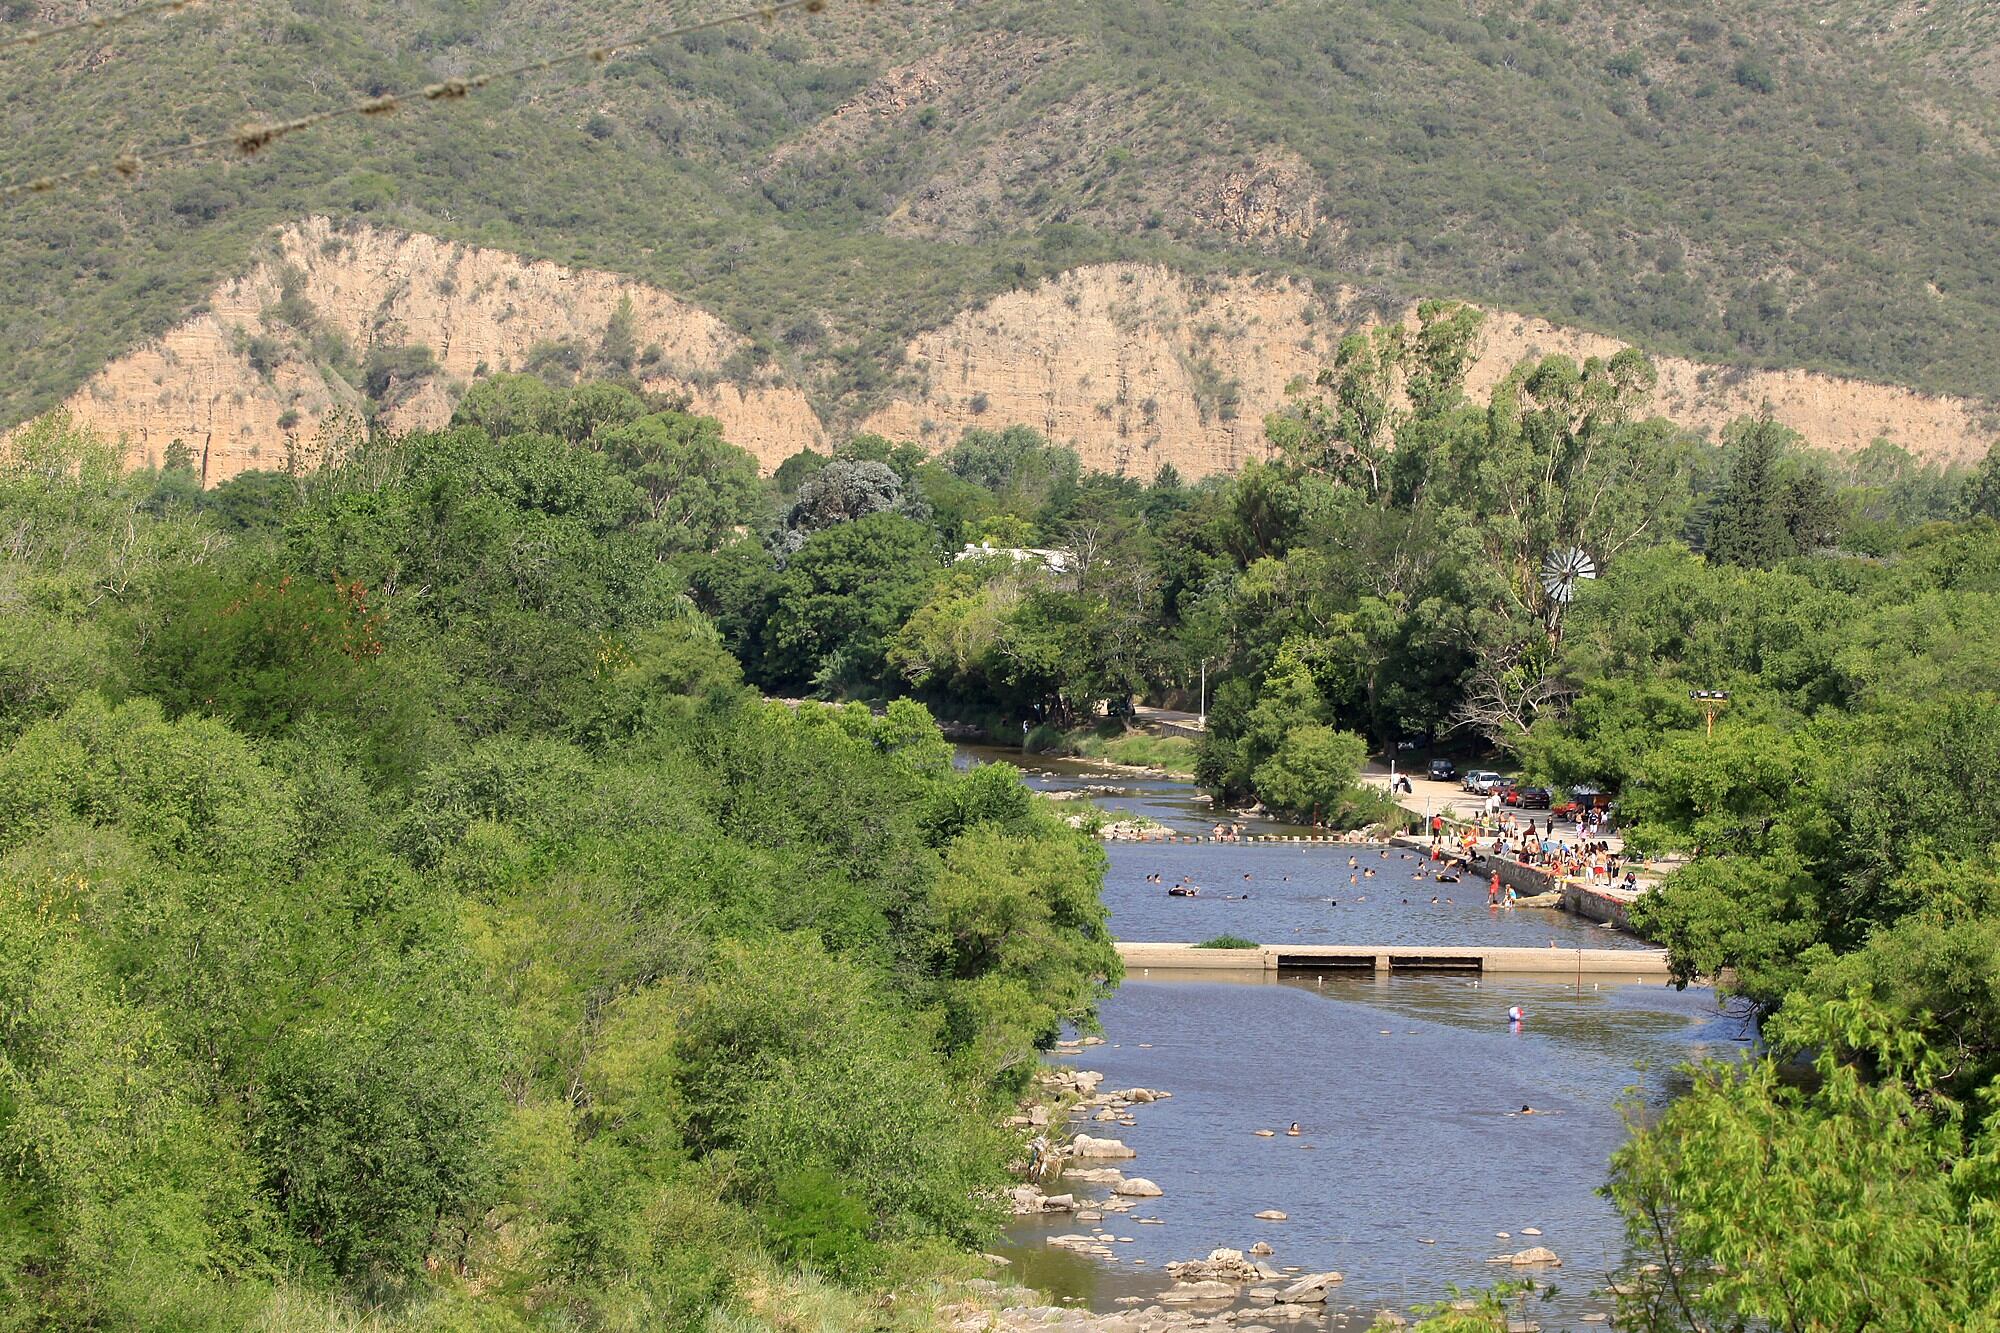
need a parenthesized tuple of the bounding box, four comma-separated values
(964, 746, 1647, 952)
(967, 747, 1736, 1329)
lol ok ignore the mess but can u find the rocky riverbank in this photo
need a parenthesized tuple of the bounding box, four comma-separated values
(989, 1042, 1575, 1332)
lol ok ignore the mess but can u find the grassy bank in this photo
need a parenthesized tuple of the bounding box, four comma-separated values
(1027, 724, 1198, 777)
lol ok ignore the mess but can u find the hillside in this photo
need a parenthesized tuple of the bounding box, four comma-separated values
(3, 0, 1998, 443)
(58, 219, 1997, 484)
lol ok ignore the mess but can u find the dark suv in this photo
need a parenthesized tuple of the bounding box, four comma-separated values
(1427, 758, 1457, 781)
(1511, 785, 1552, 810)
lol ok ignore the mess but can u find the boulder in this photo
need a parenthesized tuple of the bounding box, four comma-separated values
(1158, 1280, 1236, 1303)
(1253, 1129, 1276, 1137)
(1072, 1134, 1138, 1159)
(1254, 1209, 1288, 1221)
(1164, 1248, 1258, 1283)
(1249, 1241, 1274, 1256)
(1507, 1246, 1562, 1267)
(1274, 1272, 1341, 1304)
(1115, 1177, 1164, 1197)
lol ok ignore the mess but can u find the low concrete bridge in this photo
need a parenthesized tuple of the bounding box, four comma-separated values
(1116, 940, 1671, 979)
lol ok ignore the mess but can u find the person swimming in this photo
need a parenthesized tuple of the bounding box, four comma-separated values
(1286, 1122, 1301, 1136)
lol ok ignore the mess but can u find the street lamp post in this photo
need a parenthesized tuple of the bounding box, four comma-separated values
(1689, 689, 1731, 738)
(1198, 659, 1207, 731)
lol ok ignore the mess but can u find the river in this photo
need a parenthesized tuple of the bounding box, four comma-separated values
(968, 747, 1735, 1329)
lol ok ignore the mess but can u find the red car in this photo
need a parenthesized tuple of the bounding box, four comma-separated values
(1553, 786, 1613, 818)
(1510, 785, 1552, 810)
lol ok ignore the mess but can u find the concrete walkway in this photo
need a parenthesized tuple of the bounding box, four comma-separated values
(1117, 940, 1671, 978)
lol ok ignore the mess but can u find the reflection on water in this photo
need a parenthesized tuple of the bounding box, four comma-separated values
(1004, 973, 1742, 1328)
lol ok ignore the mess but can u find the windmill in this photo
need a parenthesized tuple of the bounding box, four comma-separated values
(1541, 547, 1597, 605)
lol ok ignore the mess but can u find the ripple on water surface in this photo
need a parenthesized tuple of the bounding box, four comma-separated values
(1006, 973, 1742, 1327)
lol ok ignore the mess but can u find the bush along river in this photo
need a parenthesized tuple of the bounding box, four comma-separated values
(970, 750, 1737, 1332)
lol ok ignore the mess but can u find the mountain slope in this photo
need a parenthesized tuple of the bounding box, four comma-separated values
(2, 0, 1997, 436)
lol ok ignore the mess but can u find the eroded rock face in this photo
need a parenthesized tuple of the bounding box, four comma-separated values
(50, 217, 827, 485)
(863, 263, 2000, 478)
(42, 222, 1997, 490)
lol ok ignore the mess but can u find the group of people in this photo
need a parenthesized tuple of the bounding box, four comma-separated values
(1425, 810, 1642, 892)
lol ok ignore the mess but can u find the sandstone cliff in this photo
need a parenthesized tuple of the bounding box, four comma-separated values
(59, 218, 826, 484)
(865, 266, 1999, 474)
(48, 221, 1997, 486)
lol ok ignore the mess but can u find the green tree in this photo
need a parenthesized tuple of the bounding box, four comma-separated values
(766, 513, 940, 693)
(1706, 416, 1807, 567)
(594, 411, 764, 551)
(1252, 724, 1367, 825)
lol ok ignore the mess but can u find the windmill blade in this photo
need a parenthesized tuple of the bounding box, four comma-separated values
(1540, 548, 1596, 603)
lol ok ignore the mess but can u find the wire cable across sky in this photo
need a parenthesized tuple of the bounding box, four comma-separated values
(2, 0, 862, 202)
(0, 0, 232, 52)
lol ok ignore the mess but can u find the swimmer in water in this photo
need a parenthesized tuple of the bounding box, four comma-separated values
(1518, 1105, 1538, 1116)
(1286, 1123, 1301, 1136)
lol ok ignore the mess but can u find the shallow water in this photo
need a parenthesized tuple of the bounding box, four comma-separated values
(959, 744, 1238, 833)
(1101, 840, 1649, 952)
(968, 745, 1711, 1324)
(1005, 972, 1742, 1329)
(959, 745, 1642, 952)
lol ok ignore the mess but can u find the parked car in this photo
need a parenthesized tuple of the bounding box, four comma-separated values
(1490, 775, 1520, 798)
(1553, 785, 1613, 818)
(1427, 758, 1457, 781)
(1512, 785, 1552, 810)
(1463, 770, 1503, 793)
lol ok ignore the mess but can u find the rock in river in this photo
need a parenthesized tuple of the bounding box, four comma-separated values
(1072, 1134, 1138, 1160)
(1114, 1177, 1164, 1197)
(1275, 1272, 1342, 1304)
(1499, 1246, 1562, 1267)
(1254, 1209, 1288, 1221)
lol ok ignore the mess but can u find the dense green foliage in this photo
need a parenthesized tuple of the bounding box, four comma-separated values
(0, 411, 1118, 1327)
(3, 0, 1998, 437)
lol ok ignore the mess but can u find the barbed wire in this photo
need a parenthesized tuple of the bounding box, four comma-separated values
(2, 0, 859, 202)
(0, 0, 227, 52)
